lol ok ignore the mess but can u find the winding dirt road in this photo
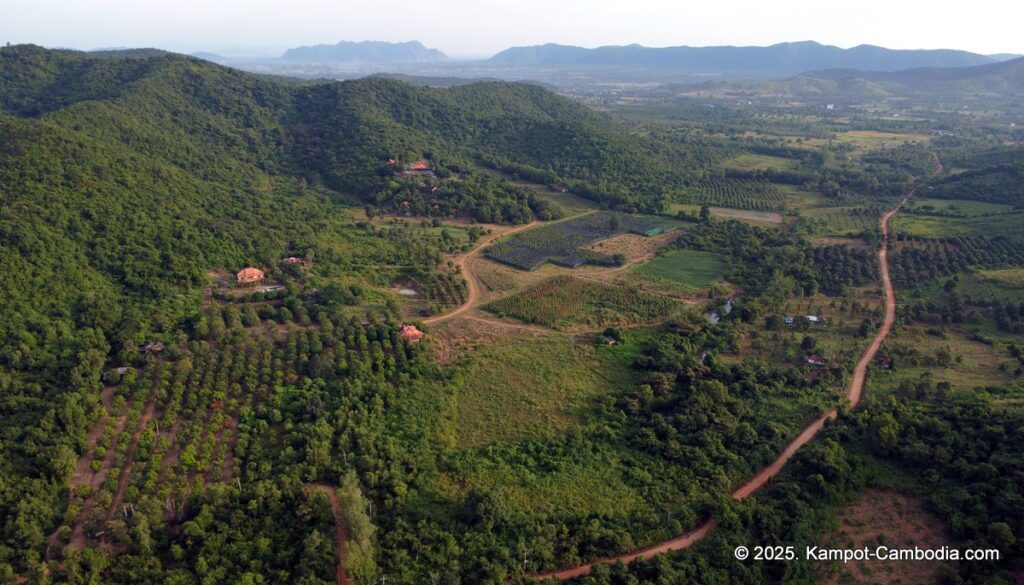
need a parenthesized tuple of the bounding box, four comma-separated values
(423, 220, 539, 326)
(531, 159, 942, 581)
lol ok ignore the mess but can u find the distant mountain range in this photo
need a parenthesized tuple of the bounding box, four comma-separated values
(804, 56, 1024, 95)
(280, 40, 446, 63)
(690, 56, 1024, 104)
(185, 39, 1022, 89)
(487, 41, 1002, 76)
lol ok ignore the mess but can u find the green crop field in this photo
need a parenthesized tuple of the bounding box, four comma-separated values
(633, 249, 728, 287)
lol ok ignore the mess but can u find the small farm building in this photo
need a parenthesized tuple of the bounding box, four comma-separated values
(237, 267, 265, 285)
(400, 325, 425, 343)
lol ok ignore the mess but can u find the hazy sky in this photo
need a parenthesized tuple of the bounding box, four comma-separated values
(2, 0, 1021, 58)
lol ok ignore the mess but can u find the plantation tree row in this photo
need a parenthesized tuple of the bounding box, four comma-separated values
(890, 236, 1024, 288)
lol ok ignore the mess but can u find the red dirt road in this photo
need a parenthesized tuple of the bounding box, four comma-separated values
(531, 160, 941, 581)
(423, 220, 539, 325)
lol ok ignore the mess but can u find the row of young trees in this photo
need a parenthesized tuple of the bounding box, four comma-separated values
(890, 236, 1024, 288)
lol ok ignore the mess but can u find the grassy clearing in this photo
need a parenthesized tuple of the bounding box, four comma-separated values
(891, 211, 1024, 238)
(483, 275, 682, 329)
(720, 153, 799, 172)
(722, 288, 883, 370)
(536, 189, 602, 216)
(833, 130, 931, 155)
(804, 206, 880, 236)
(774, 184, 825, 209)
(669, 204, 783, 225)
(453, 333, 641, 448)
(976, 268, 1024, 289)
(448, 453, 645, 520)
(909, 270, 1024, 304)
(904, 197, 1015, 217)
(872, 325, 1020, 393)
(633, 249, 728, 287)
(419, 443, 647, 524)
(482, 169, 600, 217)
(810, 236, 871, 250)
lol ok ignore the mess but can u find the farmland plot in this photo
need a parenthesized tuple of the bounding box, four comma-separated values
(676, 177, 786, 211)
(483, 275, 681, 329)
(485, 211, 682, 271)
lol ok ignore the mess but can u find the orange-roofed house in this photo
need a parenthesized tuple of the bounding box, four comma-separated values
(400, 325, 425, 343)
(237, 267, 265, 285)
(408, 161, 429, 171)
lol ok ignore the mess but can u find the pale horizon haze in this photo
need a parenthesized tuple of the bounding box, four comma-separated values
(1, 0, 1021, 58)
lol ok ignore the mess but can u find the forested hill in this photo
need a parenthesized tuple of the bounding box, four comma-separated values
(0, 43, 694, 370)
(1, 45, 690, 210)
(0, 45, 700, 568)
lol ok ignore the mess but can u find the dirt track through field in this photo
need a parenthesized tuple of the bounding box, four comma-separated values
(308, 483, 351, 585)
(530, 157, 942, 581)
(423, 220, 539, 325)
(101, 388, 159, 531)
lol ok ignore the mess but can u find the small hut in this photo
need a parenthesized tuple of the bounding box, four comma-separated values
(400, 325, 425, 343)
(237, 267, 265, 285)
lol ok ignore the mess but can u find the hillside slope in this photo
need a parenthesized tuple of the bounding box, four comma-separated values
(0, 44, 710, 572)
(804, 56, 1024, 95)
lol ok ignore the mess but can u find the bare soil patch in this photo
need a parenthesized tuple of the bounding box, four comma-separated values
(819, 490, 953, 585)
(582, 231, 683, 263)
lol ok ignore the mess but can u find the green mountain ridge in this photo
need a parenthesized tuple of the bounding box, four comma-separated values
(0, 48, 705, 562)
